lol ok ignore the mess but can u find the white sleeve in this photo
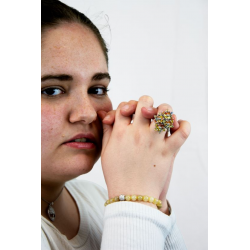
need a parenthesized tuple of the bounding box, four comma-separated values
(101, 201, 187, 250)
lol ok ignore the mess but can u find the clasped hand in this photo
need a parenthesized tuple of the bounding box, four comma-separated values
(98, 96, 191, 212)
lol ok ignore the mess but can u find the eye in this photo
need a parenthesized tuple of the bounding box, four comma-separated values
(88, 87, 109, 96)
(41, 87, 65, 96)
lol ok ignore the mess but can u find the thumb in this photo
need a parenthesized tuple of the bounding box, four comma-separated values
(167, 120, 191, 152)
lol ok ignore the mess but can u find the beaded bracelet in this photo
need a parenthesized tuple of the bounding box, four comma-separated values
(104, 194, 162, 209)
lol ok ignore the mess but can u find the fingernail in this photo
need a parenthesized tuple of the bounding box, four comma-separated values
(103, 115, 111, 121)
(145, 107, 154, 111)
(122, 104, 130, 111)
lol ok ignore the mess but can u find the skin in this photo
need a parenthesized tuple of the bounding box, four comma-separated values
(99, 102, 181, 212)
(100, 97, 191, 213)
(41, 22, 112, 239)
(41, 21, 191, 240)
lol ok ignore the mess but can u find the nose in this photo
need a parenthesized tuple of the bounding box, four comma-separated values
(69, 95, 97, 124)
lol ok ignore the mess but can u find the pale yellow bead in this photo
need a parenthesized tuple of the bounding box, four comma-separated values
(143, 196, 149, 202)
(149, 197, 154, 203)
(106, 200, 110, 205)
(137, 195, 143, 201)
(114, 196, 119, 202)
(131, 195, 137, 201)
(109, 198, 114, 203)
(125, 195, 131, 201)
(153, 198, 159, 205)
(157, 200, 162, 208)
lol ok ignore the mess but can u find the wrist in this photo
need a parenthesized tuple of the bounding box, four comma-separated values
(105, 194, 162, 209)
(133, 200, 157, 209)
(159, 200, 171, 215)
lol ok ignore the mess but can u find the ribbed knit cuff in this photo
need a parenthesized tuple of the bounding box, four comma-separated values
(164, 222, 187, 249)
(101, 201, 185, 250)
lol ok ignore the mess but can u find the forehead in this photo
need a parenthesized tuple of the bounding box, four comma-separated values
(41, 22, 107, 77)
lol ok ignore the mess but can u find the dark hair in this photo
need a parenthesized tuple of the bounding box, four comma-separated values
(41, 0, 109, 64)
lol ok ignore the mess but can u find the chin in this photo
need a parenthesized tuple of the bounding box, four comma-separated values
(42, 154, 100, 184)
(65, 154, 99, 179)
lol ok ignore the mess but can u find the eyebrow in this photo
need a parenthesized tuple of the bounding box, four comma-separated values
(41, 74, 73, 82)
(92, 72, 111, 81)
(41, 72, 111, 82)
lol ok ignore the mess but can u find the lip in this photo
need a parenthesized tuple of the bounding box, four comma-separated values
(63, 133, 97, 149)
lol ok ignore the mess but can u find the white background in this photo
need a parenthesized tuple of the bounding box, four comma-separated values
(61, 0, 208, 249)
(1, 0, 250, 249)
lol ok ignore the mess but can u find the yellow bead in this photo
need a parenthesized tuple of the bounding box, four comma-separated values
(137, 195, 143, 201)
(157, 200, 162, 208)
(143, 196, 149, 202)
(106, 200, 110, 205)
(153, 198, 158, 205)
(114, 196, 119, 202)
(149, 197, 154, 203)
(109, 198, 114, 203)
(125, 195, 131, 201)
(104, 202, 107, 206)
(131, 195, 137, 201)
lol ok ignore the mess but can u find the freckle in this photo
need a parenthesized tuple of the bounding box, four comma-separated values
(62, 134, 65, 137)
(50, 128, 53, 130)
(154, 165, 156, 167)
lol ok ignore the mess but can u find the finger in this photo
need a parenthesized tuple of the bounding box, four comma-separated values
(141, 106, 158, 119)
(102, 110, 116, 125)
(97, 110, 107, 121)
(120, 100, 138, 117)
(149, 104, 173, 138)
(157, 103, 173, 113)
(170, 114, 179, 133)
(114, 102, 133, 127)
(133, 95, 154, 127)
(101, 122, 113, 151)
(97, 111, 114, 150)
(167, 120, 191, 152)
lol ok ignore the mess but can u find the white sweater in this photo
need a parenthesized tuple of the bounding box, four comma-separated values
(41, 179, 187, 249)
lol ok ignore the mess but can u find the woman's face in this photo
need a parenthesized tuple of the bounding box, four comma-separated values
(41, 23, 112, 184)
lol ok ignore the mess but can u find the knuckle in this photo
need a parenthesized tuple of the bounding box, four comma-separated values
(180, 130, 189, 140)
(115, 129, 125, 140)
(169, 140, 180, 151)
(161, 149, 168, 157)
(158, 103, 173, 112)
(179, 122, 191, 140)
(117, 102, 127, 110)
(139, 95, 154, 104)
(132, 129, 146, 146)
(133, 132, 141, 145)
(114, 125, 126, 139)
(129, 100, 137, 103)
(107, 110, 116, 116)
(128, 100, 138, 106)
(161, 143, 170, 157)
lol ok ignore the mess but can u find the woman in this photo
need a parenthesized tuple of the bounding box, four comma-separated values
(41, 0, 191, 249)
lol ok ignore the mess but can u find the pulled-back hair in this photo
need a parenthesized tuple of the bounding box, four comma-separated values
(41, 0, 109, 64)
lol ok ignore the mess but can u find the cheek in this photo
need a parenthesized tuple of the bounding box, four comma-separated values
(96, 97, 112, 112)
(41, 103, 64, 145)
